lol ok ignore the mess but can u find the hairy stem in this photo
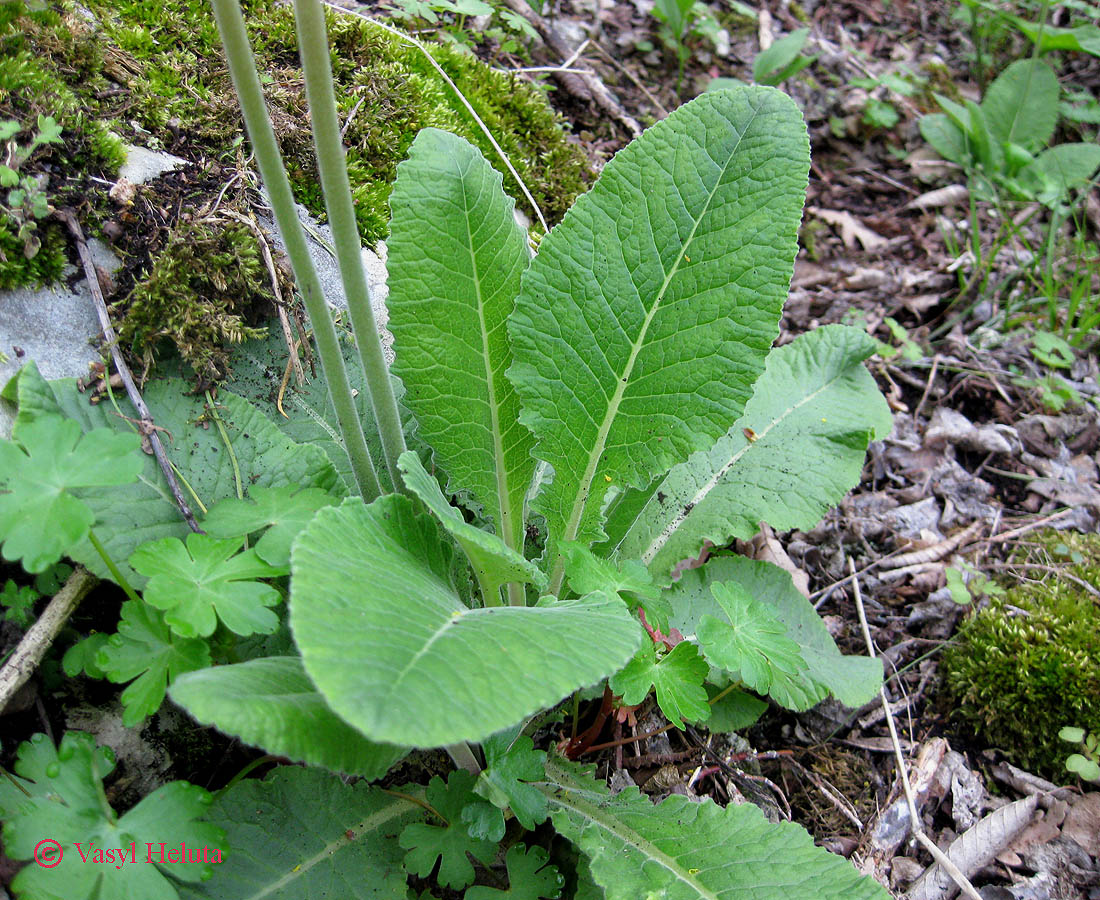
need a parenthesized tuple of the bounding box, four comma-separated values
(294, 0, 408, 495)
(445, 742, 482, 775)
(210, 0, 382, 501)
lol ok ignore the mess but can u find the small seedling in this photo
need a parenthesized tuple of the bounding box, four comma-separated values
(1059, 726, 1100, 783)
(753, 28, 816, 86)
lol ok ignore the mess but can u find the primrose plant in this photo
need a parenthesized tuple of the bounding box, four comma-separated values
(0, 0, 894, 896)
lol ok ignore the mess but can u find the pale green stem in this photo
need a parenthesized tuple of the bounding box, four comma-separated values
(507, 581, 525, 607)
(293, 0, 408, 495)
(209, 0, 381, 501)
(86, 528, 141, 604)
(446, 742, 482, 775)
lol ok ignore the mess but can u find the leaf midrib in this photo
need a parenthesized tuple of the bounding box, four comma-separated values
(551, 103, 761, 593)
(463, 170, 516, 554)
(240, 797, 416, 900)
(540, 761, 721, 900)
(640, 367, 840, 566)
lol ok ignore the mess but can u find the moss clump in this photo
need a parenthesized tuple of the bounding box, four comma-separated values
(86, 0, 591, 245)
(942, 531, 1100, 780)
(115, 220, 270, 383)
(0, 1, 128, 287)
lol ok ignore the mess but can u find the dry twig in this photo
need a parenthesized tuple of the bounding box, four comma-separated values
(57, 209, 203, 534)
(850, 559, 982, 900)
(0, 568, 97, 713)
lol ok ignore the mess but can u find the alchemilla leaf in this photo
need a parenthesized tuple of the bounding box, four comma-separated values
(669, 556, 882, 710)
(476, 729, 549, 830)
(97, 599, 212, 726)
(400, 771, 497, 890)
(465, 845, 563, 900)
(0, 414, 142, 572)
(696, 580, 807, 697)
(509, 87, 810, 585)
(388, 127, 535, 555)
(202, 485, 337, 568)
(609, 639, 710, 728)
(291, 495, 640, 746)
(6, 361, 337, 588)
(0, 732, 224, 900)
(131, 534, 286, 638)
(559, 540, 670, 632)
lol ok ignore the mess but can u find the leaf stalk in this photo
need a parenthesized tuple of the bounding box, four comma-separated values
(293, 0, 408, 495)
(209, 0, 382, 501)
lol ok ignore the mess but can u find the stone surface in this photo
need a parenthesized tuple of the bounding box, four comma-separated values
(0, 238, 117, 438)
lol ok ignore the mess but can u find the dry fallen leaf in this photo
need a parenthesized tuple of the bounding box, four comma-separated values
(808, 206, 887, 251)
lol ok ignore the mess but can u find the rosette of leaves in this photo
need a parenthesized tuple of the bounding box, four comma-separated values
(9, 38, 892, 894)
(170, 77, 890, 896)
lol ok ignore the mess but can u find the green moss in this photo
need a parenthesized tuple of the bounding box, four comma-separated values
(942, 531, 1100, 780)
(0, 218, 65, 289)
(85, 0, 591, 245)
(0, 1, 127, 288)
(115, 221, 270, 383)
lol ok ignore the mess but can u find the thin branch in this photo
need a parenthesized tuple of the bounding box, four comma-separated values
(0, 568, 98, 712)
(850, 559, 982, 900)
(57, 209, 203, 533)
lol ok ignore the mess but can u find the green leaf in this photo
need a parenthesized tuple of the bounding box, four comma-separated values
(291, 495, 642, 746)
(705, 685, 768, 731)
(178, 766, 422, 899)
(202, 485, 337, 567)
(466, 845, 564, 900)
(696, 580, 808, 700)
(509, 87, 809, 581)
(6, 361, 338, 587)
(541, 756, 890, 900)
(669, 556, 883, 709)
(609, 639, 710, 728)
(226, 327, 403, 495)
(388, 127, 534, 555)
(0, 732, 224, 900)
(97, 599, 212, 726)
(1009, 17, 1100, 58)
(168, 657, 407, 778)
(981, 59, 1060, 152)
(131, 534, 285, 638)
(398, 451, 546, 600)
(475, 729, 549, 830)
(461, 799, 506, 842)
(753, 28, 814, 85)
(399, 771, 497, 890)
(1020, 143, 1100, 206)
(559, 540, 670, 632)
(920, 112, 970, 166)
(609, 326, 891, 578)
(61, 632, 109, 678)
(0, 414, 142, 572)
(1, 579, 38, 627)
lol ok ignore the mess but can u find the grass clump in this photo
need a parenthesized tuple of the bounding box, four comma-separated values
(115, 220, 270, 383)
(942, 531, 1100, 780)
